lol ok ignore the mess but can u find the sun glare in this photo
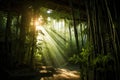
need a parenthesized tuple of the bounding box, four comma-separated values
(34, 16, 44, 30)
(35, 20, 44, 31)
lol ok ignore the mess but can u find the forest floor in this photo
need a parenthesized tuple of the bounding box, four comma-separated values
(41, 64, 80, 80)
(1, 63, 80, 80)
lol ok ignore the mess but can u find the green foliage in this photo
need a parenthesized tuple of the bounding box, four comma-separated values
(69, 43, 115, 70)
(0, 12, 7, 27)
(69, 47, 91, 66)
(93, 54, 114, 69)
(68, 45, 93, 80)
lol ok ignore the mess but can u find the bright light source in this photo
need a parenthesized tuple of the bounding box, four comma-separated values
(34, 16, 44, 27)
(47, 9, 52, 14)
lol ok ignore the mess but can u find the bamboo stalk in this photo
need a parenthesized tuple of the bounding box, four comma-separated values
(69, 0, 79, 54)
(104, 0, 120, 79)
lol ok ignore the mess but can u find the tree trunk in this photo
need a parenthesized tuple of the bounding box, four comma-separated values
(5, 11, 12, 67)
(69, 0, 79, 54)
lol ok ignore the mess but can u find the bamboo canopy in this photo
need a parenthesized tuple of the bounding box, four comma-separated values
(0, 0, 86, 20)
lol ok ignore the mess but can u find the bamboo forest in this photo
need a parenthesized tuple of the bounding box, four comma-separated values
(0, 0, 120, 80)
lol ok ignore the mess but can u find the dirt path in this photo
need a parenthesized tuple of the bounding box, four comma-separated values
(41, 68, 80, 80)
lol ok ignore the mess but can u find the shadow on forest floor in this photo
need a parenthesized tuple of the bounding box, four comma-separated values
(0, 63, 80, 80)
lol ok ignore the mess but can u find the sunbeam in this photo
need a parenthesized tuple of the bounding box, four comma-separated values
(36, 24, 67, 67)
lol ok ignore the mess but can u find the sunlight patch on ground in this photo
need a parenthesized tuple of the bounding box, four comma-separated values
(41, 68, 80, 80)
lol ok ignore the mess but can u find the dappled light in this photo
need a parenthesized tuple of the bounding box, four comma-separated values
(0, 0, 120, 80)
(41, 68, 80, 80)
(54, 68, 80, 80)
